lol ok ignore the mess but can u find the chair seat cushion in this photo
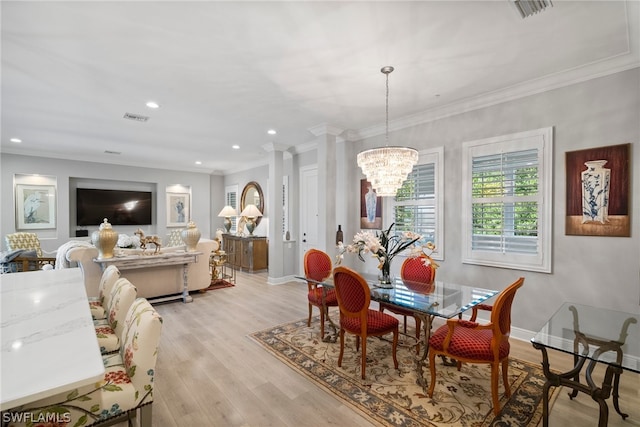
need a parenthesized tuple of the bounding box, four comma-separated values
(307, 287, 338, 306)
(429, 324, 510, 361)
(89, 300, 107, 320)
(7, 354, 143, 427)
(341, 309, 399, 334)
(95, 325, 120, 354)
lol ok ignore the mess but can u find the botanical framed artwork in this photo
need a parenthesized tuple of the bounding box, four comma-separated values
(16, 184, 57, 229)
(360, 179, 382, 229)
(167, 192, 190, 227)
(565, 143, 630, 237)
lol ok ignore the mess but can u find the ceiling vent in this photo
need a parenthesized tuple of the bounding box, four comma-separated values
(123, 112, 149, 122)
(104, 150, 121, 155)
(511, 0, 552, 18)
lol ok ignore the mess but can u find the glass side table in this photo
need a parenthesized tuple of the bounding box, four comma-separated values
(531, 302, 639, 427)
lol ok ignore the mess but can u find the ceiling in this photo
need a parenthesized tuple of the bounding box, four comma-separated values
(1, 1, 638, 175)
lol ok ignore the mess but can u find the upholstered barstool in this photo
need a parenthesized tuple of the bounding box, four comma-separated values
(94, 278, 137, 354)
(6, 298, 163, 427)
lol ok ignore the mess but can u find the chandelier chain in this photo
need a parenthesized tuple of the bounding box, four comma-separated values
(385, 70, 389, 146)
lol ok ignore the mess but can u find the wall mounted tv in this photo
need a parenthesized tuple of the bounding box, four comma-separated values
(77, 188, 153, 226)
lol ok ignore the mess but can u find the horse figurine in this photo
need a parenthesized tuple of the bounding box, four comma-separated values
(134, 228, 162, 255)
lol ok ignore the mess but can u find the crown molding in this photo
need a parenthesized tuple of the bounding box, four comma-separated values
(357, 56, 639, 141)
(307, 123, 344, 137)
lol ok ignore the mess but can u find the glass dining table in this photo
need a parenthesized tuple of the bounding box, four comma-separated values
(297, 270, 499, 390)
(531, 302, 639, 427)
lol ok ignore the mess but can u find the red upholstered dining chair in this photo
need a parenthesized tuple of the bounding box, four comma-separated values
(427, 277, 525, 416)
(333, 266, 399, 379)
(303, 249, 338, 339)
(379, 255, 435, 354)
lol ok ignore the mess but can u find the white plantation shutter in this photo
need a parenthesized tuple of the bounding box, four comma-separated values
(462, 128, 553, 273)
(392, 148, 443, 260)
(225, 185, 238, 232)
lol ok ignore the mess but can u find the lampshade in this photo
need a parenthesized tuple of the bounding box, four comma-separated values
(240, 204, 262, 218)
(357, 66, 418, 197)
(218, 205, 237, 217)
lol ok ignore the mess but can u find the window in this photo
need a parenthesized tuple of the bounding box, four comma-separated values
(225, 185, 239, 232)
(391, 147, 444, 260)
(462, 127, 553, 273)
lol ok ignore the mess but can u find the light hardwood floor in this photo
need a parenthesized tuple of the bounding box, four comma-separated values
(124, 270, 639, 426)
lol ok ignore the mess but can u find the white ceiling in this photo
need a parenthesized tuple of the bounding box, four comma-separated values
(1, 1, 638, 174)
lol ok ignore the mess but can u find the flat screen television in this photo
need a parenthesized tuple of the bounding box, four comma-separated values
(77, 188, 153, 226)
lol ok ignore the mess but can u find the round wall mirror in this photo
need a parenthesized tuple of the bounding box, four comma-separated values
(241, 181, 264, 225)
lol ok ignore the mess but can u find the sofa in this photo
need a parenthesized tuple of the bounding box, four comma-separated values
(67, 239, 217, 299)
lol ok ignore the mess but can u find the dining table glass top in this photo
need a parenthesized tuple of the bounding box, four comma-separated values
(531, 302, 640, 373)
(298, 271, 499, 319)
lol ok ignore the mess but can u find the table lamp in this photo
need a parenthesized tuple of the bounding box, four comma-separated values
(217, 205, 237, 233)
(240, 204, 262, 236)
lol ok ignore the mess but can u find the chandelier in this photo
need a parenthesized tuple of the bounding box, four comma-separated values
(357, 66, 418, 197)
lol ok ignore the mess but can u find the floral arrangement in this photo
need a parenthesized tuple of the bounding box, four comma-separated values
(336, 223, 438, 283)
(117, 234, 141, 249)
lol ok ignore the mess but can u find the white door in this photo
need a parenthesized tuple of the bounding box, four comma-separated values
(299, 166, 318, 273)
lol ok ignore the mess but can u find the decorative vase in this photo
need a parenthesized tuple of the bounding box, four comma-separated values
(379, 259, 392, 285)
(581, 160, 610, 224)
(336, 225, 343, 245)
(181, 221, 201, 252)
(91, 218, 118, 259)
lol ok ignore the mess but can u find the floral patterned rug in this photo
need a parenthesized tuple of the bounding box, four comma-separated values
(249, 314, 558, 427)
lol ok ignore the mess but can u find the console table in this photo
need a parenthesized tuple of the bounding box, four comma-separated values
(94, 251, 201, 303)
(223, 235, 267, 273)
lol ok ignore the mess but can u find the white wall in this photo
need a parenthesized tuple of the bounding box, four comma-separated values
(1, 155, 215, 252)
(345, 68, 640, 335)
(2, 68, 637, 338)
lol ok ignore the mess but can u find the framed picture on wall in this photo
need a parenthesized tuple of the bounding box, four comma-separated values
(565, 143, 630, 237)
(167, 192, 190, 227)
(16, 184, 57, 229)
(360, 179, 382, 229)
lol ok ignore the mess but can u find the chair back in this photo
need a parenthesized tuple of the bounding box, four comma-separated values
(5, 232, 43, 257)
(333, 266, 370, 322)
(120, 298, 163, 405)
(99, 265, 121, 305)
(303, 249, 332, 283)
(107, 278, 138, 337)
(165, 229, 183, 247)
(400, 255, 436, 292)
(490, 277, 525, 340)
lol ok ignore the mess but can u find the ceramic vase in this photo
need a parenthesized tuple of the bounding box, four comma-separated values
(181, 221, 201, 252)
(92, 218, 118, 259)
(581, 160, 610, 224)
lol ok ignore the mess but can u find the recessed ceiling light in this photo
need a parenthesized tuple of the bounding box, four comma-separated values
(10, 138, 22, 143)
(195, 161, 202, 165)
(267, 129, 277, 135)
(232, 145, 240, 150)
(146, 101, 160, 109)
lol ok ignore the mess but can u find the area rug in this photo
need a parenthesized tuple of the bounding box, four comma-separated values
(207, 279, 234, 291)
(249, 315, 558, 427)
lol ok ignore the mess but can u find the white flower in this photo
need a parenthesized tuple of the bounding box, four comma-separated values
(117, 234, 141, 249)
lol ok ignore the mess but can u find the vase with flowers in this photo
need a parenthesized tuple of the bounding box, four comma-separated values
(336, 223, 438, 286)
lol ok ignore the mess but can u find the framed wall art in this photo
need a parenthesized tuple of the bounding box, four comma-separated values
(16, 184, 57, 229)
(167, 192, 190, 227)
(565, 143, 630, 237)
(360, 179, 382, 230)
